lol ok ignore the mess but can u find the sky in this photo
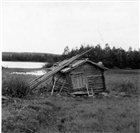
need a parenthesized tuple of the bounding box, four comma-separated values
(2, 2, 139, 54)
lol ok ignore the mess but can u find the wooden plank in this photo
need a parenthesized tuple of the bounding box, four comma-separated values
(87, 77, 102, 80)
(86, 75, 102, 77)
(90, 88, 103, 90)
(89, 87, 104, 90)
(87, 77, 103, 83)
(88, 87, 103, 90)
(29, 74, 45, 84)
(29, 76, 52, 90)
(88, 83, 104, 86)
(87, 78, 103, 82)
(83, 67, 91, 97)
(71, 72, 86, 89)
(87, 74, 104, 94)
(87, 81, 103, 84)
(71, 91, 89, 95)
(51, 78, 56, 96)
(101, 72, 106, 91)
(59, 78, 67, 93)
(29, 77, 49, 87)
(86, 84, 91, 96)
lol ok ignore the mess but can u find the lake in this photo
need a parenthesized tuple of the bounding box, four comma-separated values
(2, 61, 46, 69)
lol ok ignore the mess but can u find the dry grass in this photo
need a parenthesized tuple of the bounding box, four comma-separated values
(2, 68, 140, 133)
(2, 99, 59, 133)
(105, 69, 140, 95)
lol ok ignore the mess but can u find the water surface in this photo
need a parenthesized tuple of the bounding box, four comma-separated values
(2, 61, 46, 69)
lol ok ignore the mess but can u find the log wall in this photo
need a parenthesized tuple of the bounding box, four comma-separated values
(51, 63, 106, 94)
(53, 72, 73, 93)
(70, 63, 105, 93)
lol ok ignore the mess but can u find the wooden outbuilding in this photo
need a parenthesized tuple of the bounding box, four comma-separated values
(50, 58, 107, 96)
(29, 48, 108, 97)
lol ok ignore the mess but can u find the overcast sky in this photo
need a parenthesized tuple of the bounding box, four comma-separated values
(2, 2, 139, 54)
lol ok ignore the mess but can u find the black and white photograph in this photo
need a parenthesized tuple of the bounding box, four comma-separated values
(1, 0, 139, 133)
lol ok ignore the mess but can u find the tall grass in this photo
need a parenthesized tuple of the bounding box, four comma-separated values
(108, 80, 139, 95)
(2, 69, 140, 133)
(2, 75, 30, 98)
(2, 102, 59, 133)
(105, 70, 140, 95)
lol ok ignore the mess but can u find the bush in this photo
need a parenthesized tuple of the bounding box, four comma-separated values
(43, 63, 53, 68)
(2, 75, 30, 98)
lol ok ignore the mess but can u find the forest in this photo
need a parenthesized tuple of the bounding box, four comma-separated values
(2, 44, 140, 69)
(2, 52, 60, 63)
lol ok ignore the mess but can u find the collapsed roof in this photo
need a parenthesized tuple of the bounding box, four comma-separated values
(58, 59, 108, 73)
(28, 47, 107, 93)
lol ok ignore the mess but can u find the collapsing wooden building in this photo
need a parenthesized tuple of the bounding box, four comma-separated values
(29, 48, 108, 96)
(50, 59, 107, 96)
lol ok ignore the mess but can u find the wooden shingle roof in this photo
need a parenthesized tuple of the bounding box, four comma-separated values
(60, 59, 108, 73)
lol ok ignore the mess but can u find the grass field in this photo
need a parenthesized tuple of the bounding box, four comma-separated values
(2, 68, 140, 133)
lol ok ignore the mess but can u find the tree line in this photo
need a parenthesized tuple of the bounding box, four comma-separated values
(2, 44, 140, 69)
(61, 44, 140, 69)
(2, 52, 60, 63)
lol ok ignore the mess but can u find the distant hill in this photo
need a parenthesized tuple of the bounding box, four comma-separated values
(2, 52, 61, 63)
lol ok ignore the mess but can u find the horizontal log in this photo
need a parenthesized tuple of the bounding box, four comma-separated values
(89, 88, 103, 90)
(87, 82, 103, 84)
(93, 90, 103, 92)
(87, 78, 102, 80)
(88, 84, 103, 87)
(89, 87, 104, 90)
(87, 78, 102, 81)
(88, 81, 103, 84)
(87, 79, 103, 82)
(71, 91, 89, 95)
(89, 89, 103, 91)
(88, 83, 103, 86)
(92, 89, 103, 92)
(87, 75, 102, 77)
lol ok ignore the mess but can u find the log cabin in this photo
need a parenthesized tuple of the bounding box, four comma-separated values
(51, 58, 107, 96)
(29, 47, 108, 97)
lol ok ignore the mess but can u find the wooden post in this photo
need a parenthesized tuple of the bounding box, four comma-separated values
(84, 68, 93, 97)
(51, 74, 63, 96)
(102, 71, 106, 92)
(59, 78, 66, 94)
(84, 68, 89, 97)
(91, 87, 94, 98)
(51, 76, 56, 96)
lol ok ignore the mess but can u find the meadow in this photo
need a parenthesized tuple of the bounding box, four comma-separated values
(2, 68, 140, 133)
